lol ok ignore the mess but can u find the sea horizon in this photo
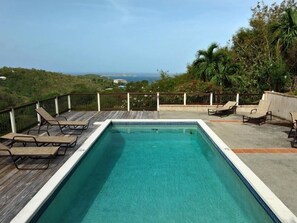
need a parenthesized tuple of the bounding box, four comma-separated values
(70, 72, 163, 83)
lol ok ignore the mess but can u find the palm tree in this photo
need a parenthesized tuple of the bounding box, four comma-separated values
(193, 43, 221, 82)
(192, 43, 241, 89)
(270, 8, 297, 56)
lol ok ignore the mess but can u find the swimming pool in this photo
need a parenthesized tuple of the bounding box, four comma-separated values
(13, 120, 296, 222)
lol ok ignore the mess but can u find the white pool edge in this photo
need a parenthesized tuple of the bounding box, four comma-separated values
(12, 119, 297, 223)
(197, 120, 297, 223)
(11, 119, 112, 223)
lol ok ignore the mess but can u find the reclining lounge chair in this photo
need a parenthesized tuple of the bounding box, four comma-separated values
(242, 100, 271, 125)
(208, 101, 237, 116)
(0, 143, 59, 170)
(288, 112, 297, 146)
(36, 107, 89, 134)
(0, 131, 77, 155)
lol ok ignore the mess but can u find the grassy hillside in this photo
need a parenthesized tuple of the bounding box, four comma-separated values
(0, 67, 114, 110)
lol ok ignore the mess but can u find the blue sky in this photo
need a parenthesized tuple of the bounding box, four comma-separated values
(0, 0, 282, 74)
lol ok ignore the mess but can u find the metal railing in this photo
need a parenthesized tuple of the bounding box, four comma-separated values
(58, 95, 69, 114)
(159, 93, 184, 105)
(129, 93, 157, 111)
(100, 93, 127, 111)
(0, 108, 12, 135)
(186, 93, 210, 105)
(70, 93, 97, 111)
(0, 92, 263, 134)
(14, 103, 38, 133)
(213, 94, 236, 105)
(239, 94, 264, 105)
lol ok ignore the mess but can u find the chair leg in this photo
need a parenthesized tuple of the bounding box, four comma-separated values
(38, 122, 42, 134)
(293, 129, 297, 145)
(288, 127, 294, 138)
(12, 156, 52, 170)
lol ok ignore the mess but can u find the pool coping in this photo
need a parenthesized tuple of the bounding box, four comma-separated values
(11, 119, 297, 223)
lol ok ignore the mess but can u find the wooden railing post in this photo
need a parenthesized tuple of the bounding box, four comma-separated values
(210, 93, 213, 106)
(36, 101, 41, 125)
(127, 93, 130, 111)
(184, 93, 186, 105)
(9, 108, 16, 133)
(97, 93, 101, 111)
(157, 92, 160, 111)
(55, 97, 59, 116)
(67, 95, 71, 112)
(236, 93, 240, 105)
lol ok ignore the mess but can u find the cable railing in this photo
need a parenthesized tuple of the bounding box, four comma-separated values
(0, 108, 12, 135)
(14, 103, 38, 133)
(213, 94, 237, 105)
(39, 97, 56, 116)
(58, 95, 69, 114)
(186, 93, 210, 105)
(100, 93, 127, 111)
(70, 93, 97, 111)
(159, 93, 184, 105)
(129, 93, 157, 111)
(239, 94, 264, 105)
(0, 92, 263, 134)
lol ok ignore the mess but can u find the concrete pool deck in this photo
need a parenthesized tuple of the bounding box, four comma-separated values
(159, 111, 297, 216)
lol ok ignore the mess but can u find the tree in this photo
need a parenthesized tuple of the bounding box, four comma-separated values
(192, 43, 221, 82)
(270, 8, 297, 56)
(229, 0, 297, 93)
(191, 43, 243, 91)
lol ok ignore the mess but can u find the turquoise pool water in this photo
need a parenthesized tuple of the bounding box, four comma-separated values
(34, 123, 274, 223)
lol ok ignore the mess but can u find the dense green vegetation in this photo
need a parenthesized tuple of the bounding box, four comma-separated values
(0, 67, 114, 110)
(1, 0, 297, 111)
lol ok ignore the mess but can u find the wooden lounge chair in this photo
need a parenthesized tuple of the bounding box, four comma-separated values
(288, 112, 297, 146)
(0, 132, 77, 155)
(208, 101, 237, 116)
(36, 107, 89, 134)
(242, 100, 271, 125)
(0, 143, 59, 170)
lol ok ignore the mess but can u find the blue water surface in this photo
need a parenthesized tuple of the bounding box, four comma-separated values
(36, 124, 273, 223)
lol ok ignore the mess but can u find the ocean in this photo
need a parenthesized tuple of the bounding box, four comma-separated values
(99, 73, 161, 83)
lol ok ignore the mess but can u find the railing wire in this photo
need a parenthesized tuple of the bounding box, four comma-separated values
(14, 103, 38, 133)
(186, 93, 210, 105)
(70, 94, 97, 111)
(159, 93, 184, 104)
(39, 97, 56, 116)
(58, 95, 69, 113)
(130, 93, 157, 111)
(0, 109, 11, 135)
(100, 93, 127, 111)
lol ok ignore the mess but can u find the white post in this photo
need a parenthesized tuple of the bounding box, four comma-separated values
(36, 102, 41, 125)
(236, 93, 240, 105)
(210, 93, 213, 106)
(127, 93, 130, 111)
(183, 93, 186, 105)
(97, 93, 101, 111)
(67, 95, 71, 111)
(262, 93, 265, 100)
(157, 92, 160, 111)
(10, 108, 16, 133)
(55, 97, 59, 116)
